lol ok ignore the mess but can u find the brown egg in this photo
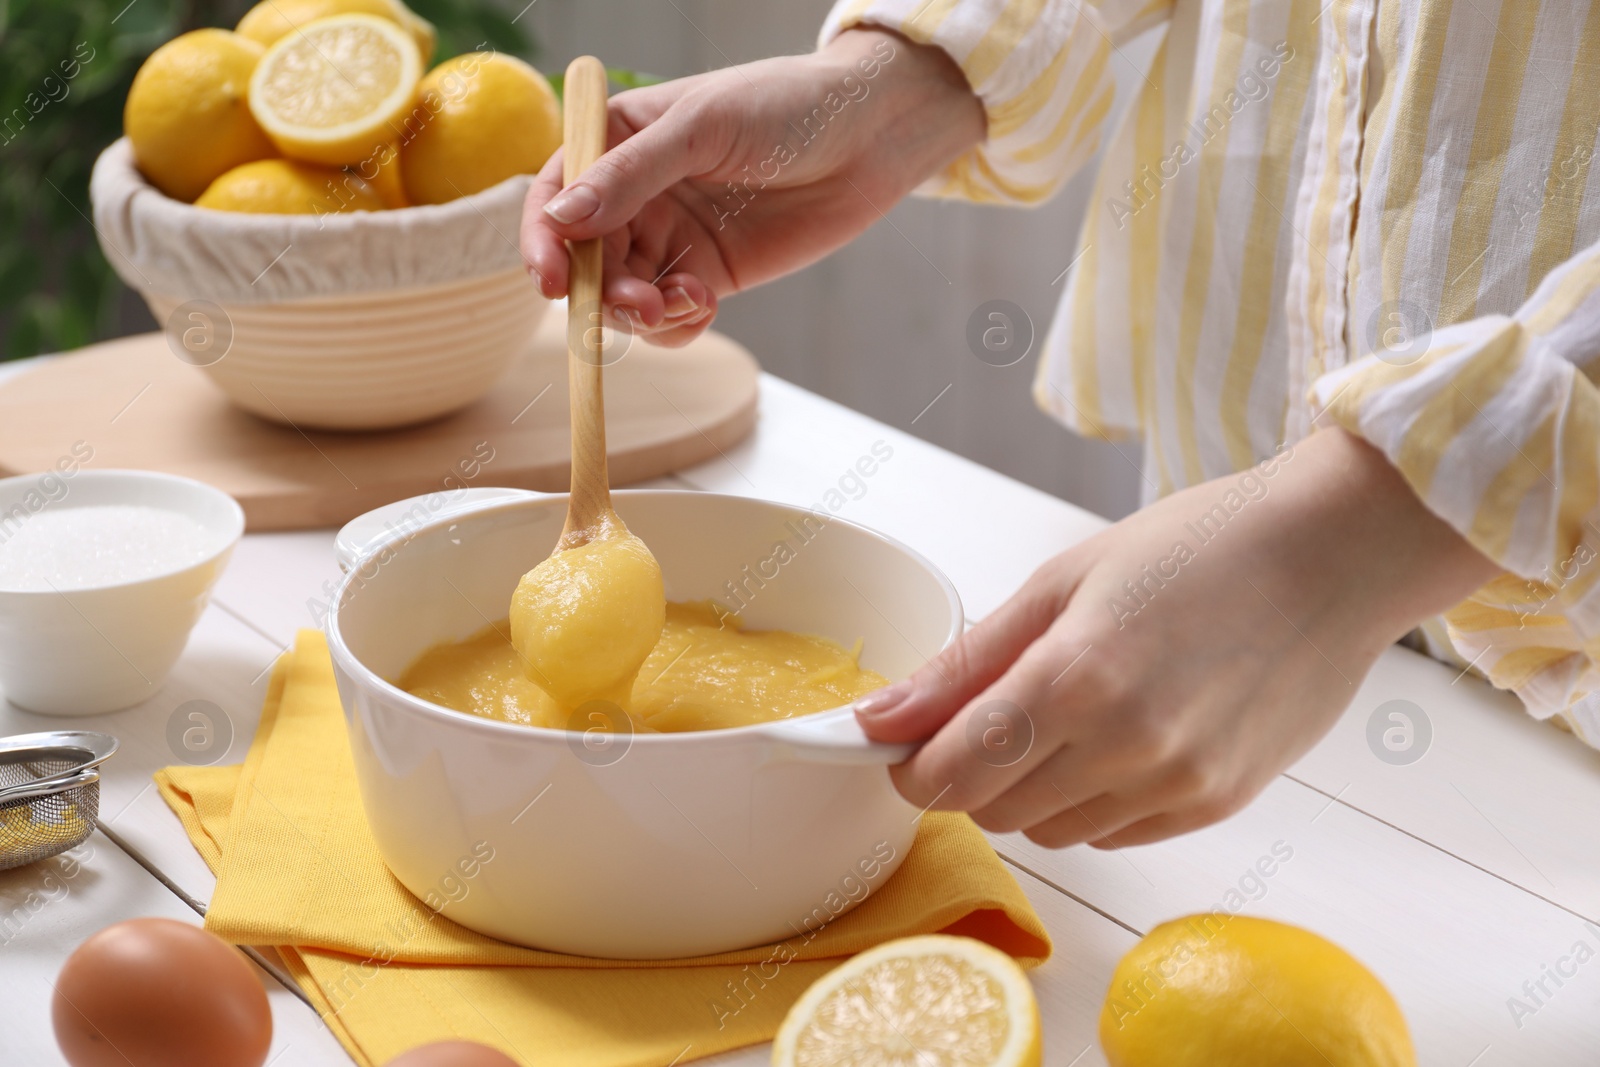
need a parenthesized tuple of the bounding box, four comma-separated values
(386, 1041, 521, 1067)
(53, 917, 272, 1067)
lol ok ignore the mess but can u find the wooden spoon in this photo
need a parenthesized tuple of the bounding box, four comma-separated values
(559, 54, 614, 547)
(507, 56, 666, 712)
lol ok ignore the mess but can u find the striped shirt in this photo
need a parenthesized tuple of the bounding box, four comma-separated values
(821, 0, 1600, 745)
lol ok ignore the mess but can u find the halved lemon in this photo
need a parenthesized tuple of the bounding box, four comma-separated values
(236, 0, 436, 66)
(772, 935, 1042, 1067)
(248, 13, 421, 167)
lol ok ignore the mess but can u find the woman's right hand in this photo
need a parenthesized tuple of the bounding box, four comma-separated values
(520, 28, 984, 346)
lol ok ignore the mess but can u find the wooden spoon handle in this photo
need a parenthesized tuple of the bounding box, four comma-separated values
(562, 55, 611, 538)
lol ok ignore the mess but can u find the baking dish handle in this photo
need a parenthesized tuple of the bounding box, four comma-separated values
(764, 710, 916, 765)
(335, 487, 548, 573)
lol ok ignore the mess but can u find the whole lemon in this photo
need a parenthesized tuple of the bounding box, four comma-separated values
(348, 142, 409, 208)
(196, 159, 385, 214)
(236, 0, 436, 65)
(124, 29, 275, 202)
(399, 53, 561, 206)
(1100, 915, 1416, 1067)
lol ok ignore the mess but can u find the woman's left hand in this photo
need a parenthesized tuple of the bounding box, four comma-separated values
(855, 427, 1499, 848)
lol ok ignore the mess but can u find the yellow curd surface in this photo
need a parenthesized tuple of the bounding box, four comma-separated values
(401, 601, 888, 732)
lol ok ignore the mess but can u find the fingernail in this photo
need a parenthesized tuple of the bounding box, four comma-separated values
(612, 305, 642, 328)
(663, 286, 697, 317)
(545, 183, 600, 223)
(855, 680, 913, 718)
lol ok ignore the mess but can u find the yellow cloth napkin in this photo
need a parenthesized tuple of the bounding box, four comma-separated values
(157, 631, 1050, 1067)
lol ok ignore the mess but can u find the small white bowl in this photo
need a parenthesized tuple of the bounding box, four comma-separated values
(0, 471, 244, 715)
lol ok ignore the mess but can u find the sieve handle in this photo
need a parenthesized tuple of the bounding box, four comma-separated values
(0, 768, 99, 806)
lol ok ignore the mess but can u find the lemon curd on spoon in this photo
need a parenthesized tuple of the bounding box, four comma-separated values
(507, 515, 665, 710)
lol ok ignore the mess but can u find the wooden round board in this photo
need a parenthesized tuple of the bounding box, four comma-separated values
(0, 314, 759, 530)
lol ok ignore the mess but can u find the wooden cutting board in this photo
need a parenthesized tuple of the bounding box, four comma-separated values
(0, 315, 759, 531)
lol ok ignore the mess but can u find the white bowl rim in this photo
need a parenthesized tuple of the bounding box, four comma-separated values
(0, 469, 245, 597)
(324, 488, 964, 748)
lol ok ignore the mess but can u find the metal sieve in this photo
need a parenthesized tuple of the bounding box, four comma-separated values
(0, 731, 118, 871)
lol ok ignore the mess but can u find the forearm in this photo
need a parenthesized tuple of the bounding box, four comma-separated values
(821, 28, 985, 197)
(1271, 427, 1500, 655)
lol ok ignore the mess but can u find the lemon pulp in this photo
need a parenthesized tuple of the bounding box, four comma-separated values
(248, 13, 421, 166)
(405, 602, 886, 733)
(235, 0, 436, 65)
(772, 935, 1041, 1067)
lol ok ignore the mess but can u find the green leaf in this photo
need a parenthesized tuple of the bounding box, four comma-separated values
(606, 67, 665, 90)
(0, 244, 42, 309)
(546, 67, 664, 101)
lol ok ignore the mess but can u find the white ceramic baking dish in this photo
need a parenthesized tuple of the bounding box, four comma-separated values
(326, 488, 961, 958)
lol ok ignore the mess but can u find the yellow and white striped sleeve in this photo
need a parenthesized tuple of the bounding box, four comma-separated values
(819, 0, 1171, 205)
(1311, 242, 1600, 733)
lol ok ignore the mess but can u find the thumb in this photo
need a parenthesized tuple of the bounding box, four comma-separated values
(541, 100, 735, 239)
(855, 567, 1077, 744)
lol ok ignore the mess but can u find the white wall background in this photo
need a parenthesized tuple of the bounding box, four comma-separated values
(527, 0, 1158, 520)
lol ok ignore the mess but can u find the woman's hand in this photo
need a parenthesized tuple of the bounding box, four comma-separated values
(520, 28, 983, 345)
(856, 428, 1500, 848)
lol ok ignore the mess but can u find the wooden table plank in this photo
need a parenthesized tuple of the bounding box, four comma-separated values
(0, 830, 349, 1066)
(1289, 643, 1600, 922)
(0, 605, 286, 908)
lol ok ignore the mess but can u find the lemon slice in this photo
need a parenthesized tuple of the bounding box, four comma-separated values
(773, 935, 1042, 1067)
(248, 13, 421, 167)
(236, 0, 436, 65)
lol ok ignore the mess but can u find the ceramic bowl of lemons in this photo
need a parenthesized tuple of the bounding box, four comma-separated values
(89, 2, 562, 431)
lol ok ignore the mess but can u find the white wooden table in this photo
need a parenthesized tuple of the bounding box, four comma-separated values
(4, 368, 1599, 1066)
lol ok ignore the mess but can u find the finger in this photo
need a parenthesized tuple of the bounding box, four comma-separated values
(1088, 803, 1239, 849)
(888, 624, 1092, 812)
(967, 744, 1126, 835)
(1088, 770, 1263, 849)
(855, 559, 1084, 745)
(541, 98, 736, 241)
(603, 267, 667, 330)
(521, 149, 572, 298)
(1018, 784, 1169, 850)
(655, 271, 713, 320)
(643, 303, 718, 347)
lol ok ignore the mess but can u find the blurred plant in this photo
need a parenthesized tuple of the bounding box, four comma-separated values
(547, 66, 664, 96)
(0, 0, 538, 361)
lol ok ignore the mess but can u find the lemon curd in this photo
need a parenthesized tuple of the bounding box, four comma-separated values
(401, 601, 888, 733)
(508, 522, 667, 710)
